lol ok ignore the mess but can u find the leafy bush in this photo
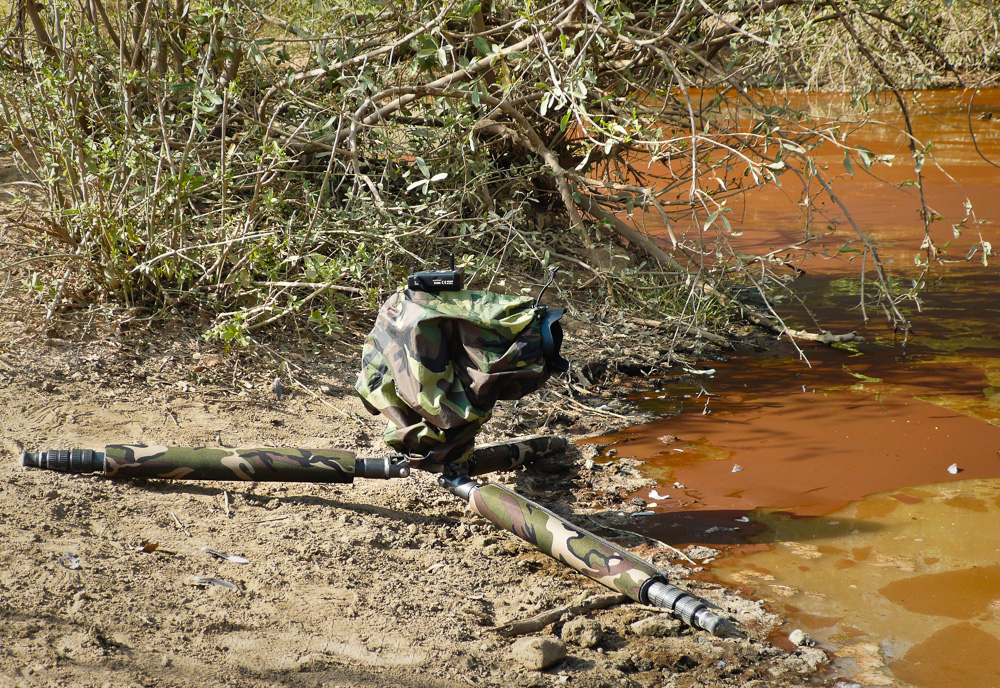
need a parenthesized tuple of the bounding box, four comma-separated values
(2, 1, 992, 344)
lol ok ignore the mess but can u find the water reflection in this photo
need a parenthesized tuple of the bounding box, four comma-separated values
(593, 89, 1000, 687)
(603, 349, 1000, 519)
(599, 332, 1000, 687)
(709, 480, 1000, 688)
(638, 89, 1000, 276)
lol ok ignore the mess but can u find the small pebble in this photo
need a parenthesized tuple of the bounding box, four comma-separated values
(510, 637, 566, 670)
(561, 617, 603, 648)
(789, 628, 814, 646)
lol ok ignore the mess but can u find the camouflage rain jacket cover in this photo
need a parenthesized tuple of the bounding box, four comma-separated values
(355, 288, 566, 467)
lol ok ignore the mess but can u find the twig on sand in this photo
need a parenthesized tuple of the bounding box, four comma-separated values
(549, 390, 632, 421)
(44, 268, 71, 320)
(248, 515, 289, 524)
(170, 511, 192, 537)
(290, 377, 355, 421)
(493, 592, 627, 637)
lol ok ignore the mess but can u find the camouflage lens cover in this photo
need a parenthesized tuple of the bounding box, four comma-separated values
(355, 289, 559, 467)
(104, 445, 358, 482)
(470, 482, 668, 601)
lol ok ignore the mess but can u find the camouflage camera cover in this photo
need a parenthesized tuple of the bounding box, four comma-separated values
(355, 289, 566, 467)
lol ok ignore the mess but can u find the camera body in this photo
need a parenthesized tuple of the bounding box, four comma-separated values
(407, 269, 463, 293)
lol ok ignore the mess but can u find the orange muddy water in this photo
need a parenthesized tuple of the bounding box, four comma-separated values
(596, 90, 1000, 688)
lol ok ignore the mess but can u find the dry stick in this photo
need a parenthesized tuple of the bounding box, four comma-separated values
(859, 246, 868, 323)
(170, 511, 192, 537)
(548, 390, 631, 421)
(628, 317, 731, 349)
(250, 280, 363, 295)
(23, 0, 58, 58)
(89, 0, 121, 45)
(199, 112, 285, 287)
(835, 3, 934, 261)
(347, 55, 386, 206)
(243, 278, 343, 333)
(129, 0, 155, 69)
(287, 379, 354, 421)
(173, 44, 217, 248)
(967, 79, 1000, 170)
(219, 90, 229, 279)
(301, 114, 345, 246)
(749, 261, 811, 365)
(247, 515, 289, 524)
(493, 592, 627, 637)
(259, 13, 317, 40)
(44, 268, 71, 321)
(0, 95, 43, 179)
(578, 195, 685, 273)
(812, 171, 908, 334)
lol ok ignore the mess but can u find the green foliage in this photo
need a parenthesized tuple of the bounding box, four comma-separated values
(0, 0, 991, 344)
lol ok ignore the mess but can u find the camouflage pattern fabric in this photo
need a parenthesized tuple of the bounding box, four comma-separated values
(464, 435, 567, 476)
(469, 482, 668, 602)
(355, 289, 560, 467)
(104, 445, 359, 482)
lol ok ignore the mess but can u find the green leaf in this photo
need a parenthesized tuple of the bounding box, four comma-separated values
(200, 88, 223, 106)
(458, 1, 481, 18)
(474, 36, 490, 56)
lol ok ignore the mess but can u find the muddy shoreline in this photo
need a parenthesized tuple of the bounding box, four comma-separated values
(0, 310, 836, 688)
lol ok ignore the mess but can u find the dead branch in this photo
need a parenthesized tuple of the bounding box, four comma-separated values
(493, 592, 627, 637)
